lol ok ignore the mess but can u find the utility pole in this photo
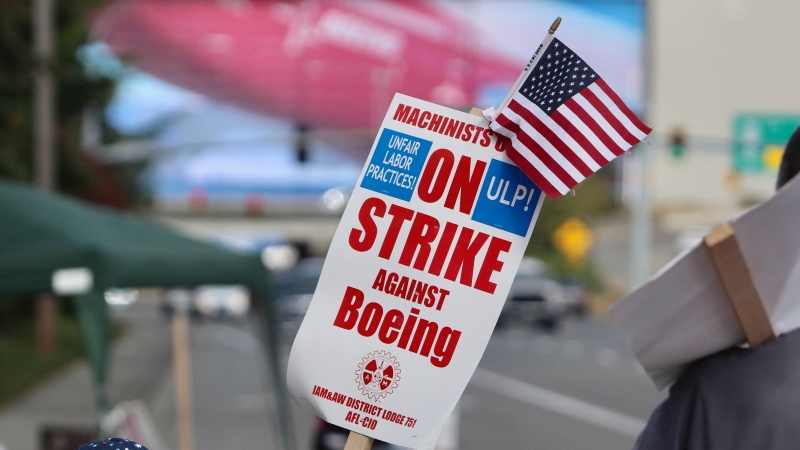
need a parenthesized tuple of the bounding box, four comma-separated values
(627, 0, 655, 290)
(627, 149, 652, 288)
(33, 0, 57, 356)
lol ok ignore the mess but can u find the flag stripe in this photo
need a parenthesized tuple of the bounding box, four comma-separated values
(503, 103, 586, 181)
(496, 116, 575, 193)
(524, 103, 603, 171)
(491, 123, 515, 140)
(548, 110, 609, 166)
(581, 88, 641, 147)
(564, 98, 625, 156)
(572, 94, 631, 151)
(496, 114, 579, 187)
(556, 105, 617, 160)
(508, 100, 594, 177)
(594, 78, 651, 136)
(588, 83, 649, 141)
(505, 143, 566, 197)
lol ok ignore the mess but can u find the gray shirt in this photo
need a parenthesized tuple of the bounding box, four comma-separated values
(634, 328, 800, 449)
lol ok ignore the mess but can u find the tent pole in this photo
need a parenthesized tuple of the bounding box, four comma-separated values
(253, 288, 296, 450)
(73, 291, 110, 420)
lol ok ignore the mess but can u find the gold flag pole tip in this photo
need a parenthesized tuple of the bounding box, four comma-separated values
(549, 17, 562, 34)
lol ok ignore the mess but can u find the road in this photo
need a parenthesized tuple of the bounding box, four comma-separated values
(108, 300, 312, 450)
(461, 319, 664, 450)
(108, 299, 664, 450)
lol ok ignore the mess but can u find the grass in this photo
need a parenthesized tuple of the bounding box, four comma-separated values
(0, 313, 87, 408)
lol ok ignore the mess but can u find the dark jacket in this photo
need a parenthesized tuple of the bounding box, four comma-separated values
(634, 328, 800, 449)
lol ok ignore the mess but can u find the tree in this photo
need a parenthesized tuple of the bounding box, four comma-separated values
(1, 0, 117, 358)
(0, 0, 114, 197)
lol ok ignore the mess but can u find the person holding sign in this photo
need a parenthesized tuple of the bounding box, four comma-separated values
(632, 126, 800, 450)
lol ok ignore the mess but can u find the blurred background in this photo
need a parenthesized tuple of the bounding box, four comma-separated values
(1, 0, 798, 450)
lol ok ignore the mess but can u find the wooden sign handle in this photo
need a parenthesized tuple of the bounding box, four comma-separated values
(703, 223, 775, 347)
(344, 431, 374, 450)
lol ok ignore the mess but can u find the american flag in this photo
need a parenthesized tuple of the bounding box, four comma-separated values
(489, 37, 651, 198)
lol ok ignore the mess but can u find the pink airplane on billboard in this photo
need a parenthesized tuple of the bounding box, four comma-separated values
(97, 0, 523, 131)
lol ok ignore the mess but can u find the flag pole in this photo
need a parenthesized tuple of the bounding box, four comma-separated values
(495, 17, 562, 117)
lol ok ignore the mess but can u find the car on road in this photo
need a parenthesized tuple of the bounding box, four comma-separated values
(160, 233, 304, 320)
(161, 285, 251, 320)
(496, 257, 587, 330)
(271, 257, 326, 340)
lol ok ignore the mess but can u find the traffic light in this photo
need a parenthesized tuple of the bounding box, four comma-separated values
(669, 127, 686, 160)
(296, 123, 309, 163)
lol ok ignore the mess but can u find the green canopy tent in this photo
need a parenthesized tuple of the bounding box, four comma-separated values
(0, 177, 294, 450)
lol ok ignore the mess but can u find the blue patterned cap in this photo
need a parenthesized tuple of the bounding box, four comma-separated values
(75, 438, 148, 450)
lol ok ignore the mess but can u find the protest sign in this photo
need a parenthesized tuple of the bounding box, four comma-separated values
(610, 173, 800, 389)
(287, 93, 544, 448)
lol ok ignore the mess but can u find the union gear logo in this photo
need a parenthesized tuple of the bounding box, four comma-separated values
(355, 350, 400, 400)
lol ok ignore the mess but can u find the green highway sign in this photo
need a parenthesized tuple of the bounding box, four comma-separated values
(732, 114, 800, 172)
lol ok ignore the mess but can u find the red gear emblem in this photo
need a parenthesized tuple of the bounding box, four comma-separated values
(355, 350, 400, 401)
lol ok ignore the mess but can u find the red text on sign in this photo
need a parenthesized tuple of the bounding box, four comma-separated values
(392, 103, 495, 149)
(371, 268, 450, 311)
(349, 197, 511, 295)
(333, 286, 461, 368)
(416, 148, 486, 215)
